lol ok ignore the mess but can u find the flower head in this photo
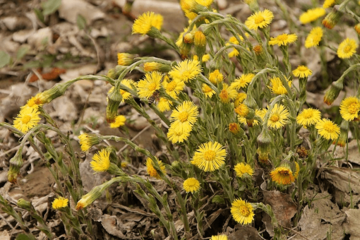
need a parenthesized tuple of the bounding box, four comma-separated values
(234, 92, 247, 107)
(269, 77, 291, 95)
(340, 97, 360, 121)
(268, 104, 289, 129)
(194, 30, 206, 47)
(229, 123, 240, 134)
(230, 198, 255, 225)
(117, 53, 135, 66)
(323, 0, 336, 8)
(232, 73, 254, 90)
(191, 141, 226, 172)
(170, 101, 198, 125)
(202, 54, 210, 62)
(146, 158, 166, 179)
(183, 178, 200, 193)
(211, 235, 228, 240)
(292, 65, 312, 78)
(219, 84, 237, 103)
(196, 0, 213, 7)
(162, 78, 185, 98)
(245, 9, 274, 30)
(209, 70, 224, 84)
(13, 106, 41, 133)
(78, 133, 101, 152)
(169, 59, 201, 82)
(132, 12, 163, 35)
(234, 163, 253, 178)
(52, 197, 68, 209)
(296, 108, 321, 127)
(24, 94, 44, 109)
(110, 115, 126, 128)
(158, 97, 172, 112)
(269, 33, 297, 46)
(337, 38, 358, 59)
(235, 103, 249, 118)
(91, 149, 110, 172)
(270, 165, 295, 185)
(137, 71, 162, 99)
(202, 84, 216, 98)
(316, 119, 340, 140)
(299, 8, 326, 24)
(167, 121, 192, 143)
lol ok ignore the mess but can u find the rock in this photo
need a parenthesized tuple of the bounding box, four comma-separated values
(27, 27, 53, 51)
(58, 0, 105, 24)
(1, 16, 32, 31)
(12, 29, 34, 43)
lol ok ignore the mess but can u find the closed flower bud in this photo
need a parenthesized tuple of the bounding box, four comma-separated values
(117, 53, 135, 66)
(194, 31, 206, 47)
(184, 32, 194, 44)
(323, 80, 343, 105)
(8, 152, 23, 183)
(322, 7, 343, 29)
(17, 198, 32, 210)
(106, 86, 123, 123)
(355, 23, 360, 35)
(257, 128, 272, 163)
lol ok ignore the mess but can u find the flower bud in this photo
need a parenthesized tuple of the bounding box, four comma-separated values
(323, 80, 343, 105)
(117, 53, 135, 66)
(322, 6, 343, 29)
(355, 23, 360, 35)
(106, 85, 123, 123)
(78, 133, 101, 152)
(8, 152, 23, 183)
(17, 198, 32, 210)
(144, 62, 171, 72)
(256, 128, 272, 163)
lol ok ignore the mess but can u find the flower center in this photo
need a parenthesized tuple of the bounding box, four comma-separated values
(148, 83, 157, 91)
(344, 45, 352, 53)
(166, 81, 177, 91)
(303, 110, 313, 119)
(279, 170, 290, 176)
(323, 122, 335, 133)
(254, 15, 265, 24)
(178, 112, 189, 122)
(239, 206, 250, 217)
(277, 34, 288, 41)
(348, 102, 359, 114)
(22, 115, 31, 124)
(298, 66, 307, 71)
(204, 150, 216, 161)
(270, 114, 279, 122)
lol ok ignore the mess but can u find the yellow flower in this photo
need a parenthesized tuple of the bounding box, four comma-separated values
(52, 197, 68, 209)
(110, 115, 126, 128)
(91, 149, 110, 172)
(296, 108, 321, 127)
(219, 84, 237, 103)
(202, 84, 216, 98)
(270, 165, 295, 185)
(355, 23, 360, 35)
(162, 78, 185, 98)
(194, 30, 207, 47)
(146, 158, 166, 179)
(132, 12, 163, 35)
(245, 9, 274, 30)
(202, 54, 210, 62)
(144, 62, 171, 72)
(137, 71, 162, 99)
(340, 97, 360, 121)
(256, 108, 267, 122)
(269, 77, 292, 95)
(269, 33, 297, 46)
(211, 235, 228, 240)
(24, 94, 43, 109)
(316, 119, 340, 140)
(121, 161, 128, 168)
(13, 106, 41, 133)
(196, 0, 213, 7)
(228, 48, 239, 58)
(294, 162, 300, 179)
(299, 8, 326, 24)
(183, 178, 200, 193)
(337, 38, 358, 59)
(253, 45, 263, 55)
(157, 97, 172, 112)
(191, 141, 226, 172)
(209, 70, 224, 84)
(78, 133, 100, 152)
(235, 103, 249, 118)
(234, 163, 253, 178)
(305, 27, 323, 48)
(167, 121, 192, 144)
(292, 65, 312, 78)
(232, 73, 254, 90)
(323, 0, 336, 8)
(169, 59, 201, 82)
(234, 92, 247, 107)
(170, 101, 198, 125)
(230, 198, 255, 225)
(117, 53, 135, 66)
(268, 104, 289, 129)
(229, 123, 240, 134)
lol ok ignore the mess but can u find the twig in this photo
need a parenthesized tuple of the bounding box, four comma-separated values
(117, 123, 152, 155)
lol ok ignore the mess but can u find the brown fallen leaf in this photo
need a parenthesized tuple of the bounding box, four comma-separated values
(29, 68, 66, 82)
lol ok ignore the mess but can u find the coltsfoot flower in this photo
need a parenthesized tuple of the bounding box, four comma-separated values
(52, 197, 68, 210)
(323, 0, 336, 8)
(235, 103, 249, 118)
(132, 12, 163, 35)
(296, 108, 321, 127)
(13, 106, 41, 133)
(162, 78, 185, 98)
(110, 115, 126, 128)
(232, 73, 254, 90)
(229, 123, 240, 134)
(230, 198, 255, 225)
(269, 33, 297, 46)
(146, 158, 166, 179)
(337, 38, 358, 59)
(191, 141, 226, 172)
(292, 65, 312, 78)
(245, 9, 274, 30)
(268, 104, 289, 129)
(91, 149, 110, 172)
(202, 84, 216, 98)
(219, 84, 237, 103)
(269, 77, 291, 95)
(167, 121, 192, 143)
(170, 101, 198, 125)
(157, 98, 172, 112)
(169, 59, 201, 82)
(270, 165, 295, 185)
(78, 133, 101, 152)
(209, 70, 224, 84)
(183, 178, 200, 193)
(137, 71, 162, 99)
(234, 163, 253, 178)
(316, 119, 340, 140)
(340, 97, 360, 121)
(299, 8, 326, 24)
(117, 53, 135, 66)
(211, 235, 228, 240)
(305, 27, 323, 48)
